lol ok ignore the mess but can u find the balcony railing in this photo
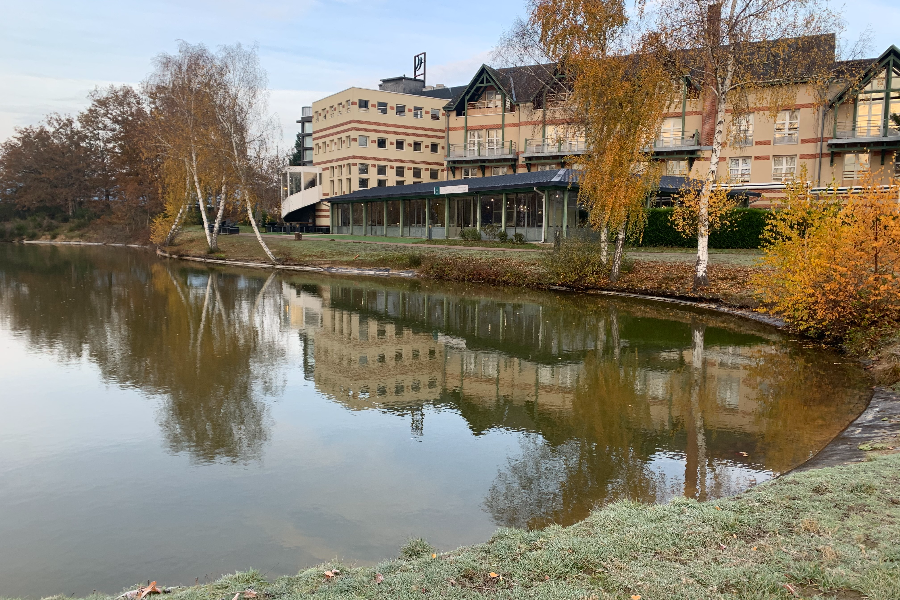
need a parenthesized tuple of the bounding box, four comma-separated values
(653, 132, 700, 149)
(524, 138, 587, 155)
(834, 120, 900, 140)
(448, 141, 516, 158)
(301, 106, 312, 118)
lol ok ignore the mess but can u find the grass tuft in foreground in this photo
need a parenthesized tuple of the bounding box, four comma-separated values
(21, 452, 900, 600)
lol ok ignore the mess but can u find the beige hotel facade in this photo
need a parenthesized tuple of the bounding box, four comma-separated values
(285, 40, 900, 228)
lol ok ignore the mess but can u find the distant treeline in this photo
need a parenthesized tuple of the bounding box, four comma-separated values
(0, 42, 283, 245)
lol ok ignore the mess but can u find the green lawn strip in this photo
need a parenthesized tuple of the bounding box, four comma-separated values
(410, 239, 541, 249)
(32, 452, 900, 600)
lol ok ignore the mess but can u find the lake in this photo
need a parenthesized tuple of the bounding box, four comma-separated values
(0, 244, 870, 598)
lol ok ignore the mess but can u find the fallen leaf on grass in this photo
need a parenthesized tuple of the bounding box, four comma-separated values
(738, 452, 749, 457)
(631, 595, 642, 600)
(374, 573, 384, 584)
(138, 582, 161, 600)
(243, 591, 258, 599)
(432, 553, 436, 558)
(783, 583, 799, 597)
(324, 570, 340, 579)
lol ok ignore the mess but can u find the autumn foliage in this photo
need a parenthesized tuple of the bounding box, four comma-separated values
(754, 177, 900, 340)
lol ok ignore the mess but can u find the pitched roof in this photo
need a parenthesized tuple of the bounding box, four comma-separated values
(329, 169, 579, 203)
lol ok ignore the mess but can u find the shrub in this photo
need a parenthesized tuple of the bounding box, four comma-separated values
(639, 208, 771, 248)
(542, 237, 609, 289)
(459, 228, 482, 241)
(399, 538, 435, 560)
(497, 230, 508, 243)
(753, 178, 900, 341)
(481, 224, 499, 241)
(512, 233, 526, 245)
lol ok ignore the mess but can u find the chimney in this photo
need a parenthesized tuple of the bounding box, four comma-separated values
(700, 2, 722, 146)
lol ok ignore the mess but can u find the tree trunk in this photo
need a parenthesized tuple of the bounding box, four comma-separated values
(245, 193, 278, 263)
(189, 155, 215, 250)
(209, 183, 228, 253)
(695, 59, 734, 288)
(609, 220, 627, 283)
(163, 203, 188, 247)
(599, 222, 609, 264)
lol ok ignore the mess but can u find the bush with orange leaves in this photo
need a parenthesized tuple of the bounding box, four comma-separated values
(754, 175, 900, 341)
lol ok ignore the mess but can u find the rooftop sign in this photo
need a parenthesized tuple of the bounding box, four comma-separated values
(435, 185, 469, 195)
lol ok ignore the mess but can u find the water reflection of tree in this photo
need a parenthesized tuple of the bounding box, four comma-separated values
(0, 245, 283, 464)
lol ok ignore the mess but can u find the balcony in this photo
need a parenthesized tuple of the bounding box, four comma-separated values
(523, 138, 587, 155)
(652, 132, 700, 149)
(447, 141, 517, 160)
(301, 106, 312, 118)
(833, 120, 900, 141)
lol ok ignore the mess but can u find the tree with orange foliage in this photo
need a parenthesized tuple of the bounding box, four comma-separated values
(753, 174, 900, 340)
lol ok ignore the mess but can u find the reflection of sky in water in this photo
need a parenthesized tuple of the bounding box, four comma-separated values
(0, 245, 870, 598)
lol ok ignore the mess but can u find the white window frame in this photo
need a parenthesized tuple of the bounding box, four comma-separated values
(430, 142, 439, 153)
(772, 155, 797, 182)
(659, 117, 683, 147)
(395, 139, 405, 151)
(491, 166, 508, 176)
(774, 110, 799, 145)
(733, 114, 753, 146)
(430, 108, 440, 120)
(358, 135, 368, 148)
(358, 178, 369, 189)
(429, 168, 439, 180)
(412, 141, 422, 152)
(462, 168, 478, 179)
(396, 104, 406, 117)
(358, 163, 369, 175)
(412, 167, 422, 179)
(728, 157, 751, 183)
(376, 165, 387, 176)
(843, 152, 870, 181)
(376, 137, 387, 149)
(377, 102, 387, 115)
(666, 159, 688, 177)
(358, 99, 369, 111)
(413, 106, 423, 119)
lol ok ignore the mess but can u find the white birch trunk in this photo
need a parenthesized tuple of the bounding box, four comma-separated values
(599, 222, 609, 265)
(695, 59, 734, 288)
(209, 182, 228, 252)
(189, 153, 214, 250)
(163, 202, 188, 247)
(245, 192, 278, 263)
(609, 220, 627, 283)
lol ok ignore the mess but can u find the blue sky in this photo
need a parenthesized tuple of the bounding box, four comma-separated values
(0, 0, 897, 149)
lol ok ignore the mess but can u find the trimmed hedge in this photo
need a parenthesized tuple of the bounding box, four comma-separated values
(638, 208, 771, 249)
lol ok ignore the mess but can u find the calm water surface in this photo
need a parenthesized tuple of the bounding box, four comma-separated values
(0, 244, 870, 597)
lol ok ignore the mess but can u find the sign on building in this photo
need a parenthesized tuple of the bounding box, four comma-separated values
(435, 185, 469, 195)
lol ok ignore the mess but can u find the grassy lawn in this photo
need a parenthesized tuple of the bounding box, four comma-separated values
(30, 449, 900, 600)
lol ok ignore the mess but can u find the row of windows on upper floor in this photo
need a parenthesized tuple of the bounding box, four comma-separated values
(316, 100, 442, 122)
(316, 136, 442, 154)
(665, 151, 900, 182)
(660, 110, 804, 146)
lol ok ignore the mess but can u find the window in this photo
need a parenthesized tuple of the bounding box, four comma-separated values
(396, 104, 406, 116)
(377, 138, 387, 149)
(666, 159, 688, 177)
(358, 135, 368, 147)
(413, 106, 423, 118)
(491, 166, 508, 176)
(395, 166, 404, 177)
(733, 114, 753, 146)
(412, 167, 422, 178)
(359, 178, 369, 189)
(659, 117, 683, 147)
(377, 179, 387, 187)
(413, 141, 422, 152)
(774, 110, 799, 144)
(772, 155, 797, 182)
(377, 102, 387, 114)
(358, 163, 369, 175)
(430, 142, 439, 153)
(429, 169, 439, 180)
(377, 165, 387, 176)
(339, 137, 344, 149)
(345, 135, 350, 147)
(728, 157, 751, 183)
(843, 152, 869, 180)
(396, 180, 405, 186)
(430, 108, 441, 120)
(462, 168, 478, 179)
(358, 99, 369, 111)
(396, 139, 405, 151)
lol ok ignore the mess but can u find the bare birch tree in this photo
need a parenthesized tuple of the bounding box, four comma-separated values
(646, 0, 844, 287)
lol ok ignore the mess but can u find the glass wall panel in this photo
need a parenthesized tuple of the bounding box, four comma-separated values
(404, 199, 427, 227)
(548, 191, 564, 227)
(430, 199, 445, 226)
(452, 196, 475, 228)
(352, 203, 363, 226)
(386, 200, 401, 226)
(480, 195, 502, 225)
(367, 202, 384, 226)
